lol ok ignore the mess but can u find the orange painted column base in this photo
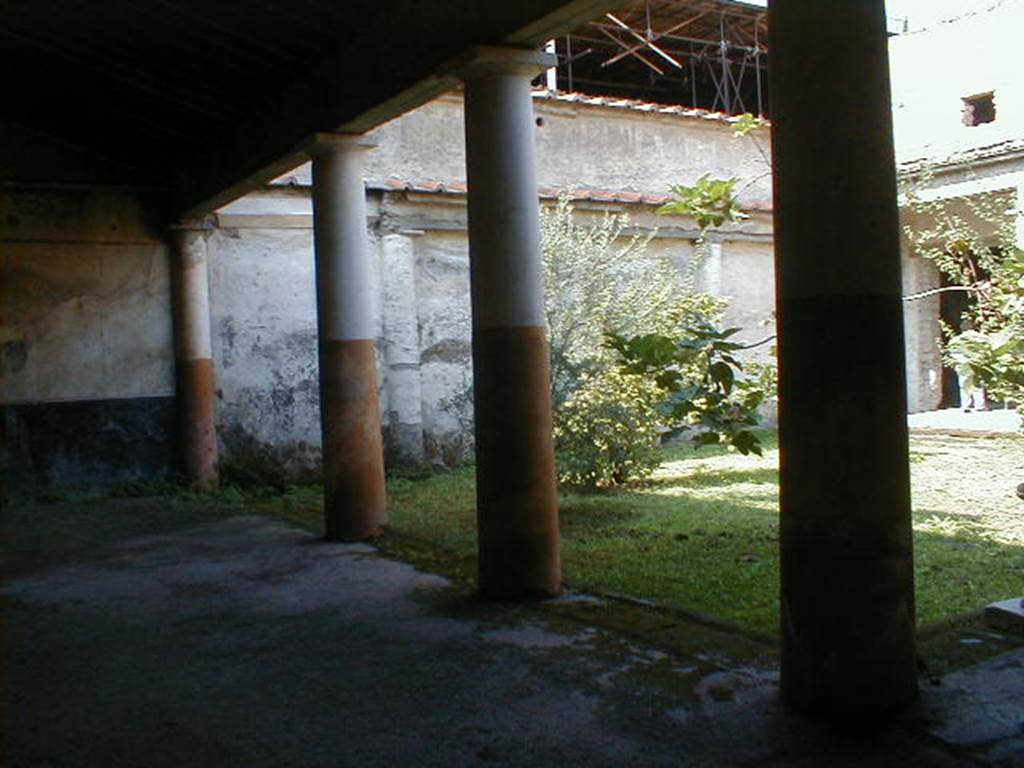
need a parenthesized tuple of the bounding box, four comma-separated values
(176, 357, 218, 489)
(320, 339, 387, 541)
(473, 326, 561, 598)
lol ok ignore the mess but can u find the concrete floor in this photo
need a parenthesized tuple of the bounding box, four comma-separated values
(5, 507, 1023, 767)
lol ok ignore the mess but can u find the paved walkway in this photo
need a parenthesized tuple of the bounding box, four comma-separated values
(909, 407, 1021, 434)
(6, 512, 1024, 767)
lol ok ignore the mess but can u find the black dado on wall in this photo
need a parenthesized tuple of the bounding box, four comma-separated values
(3, 397, 177, 497)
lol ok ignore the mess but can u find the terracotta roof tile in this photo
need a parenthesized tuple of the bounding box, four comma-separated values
(368, 177, 745, 208)
(533, 89, 768, 126)
(642, 192, 672, 205)
(365, 177, 770, 212)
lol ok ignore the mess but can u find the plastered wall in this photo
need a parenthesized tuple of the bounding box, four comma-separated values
(1, 190, 176, 491)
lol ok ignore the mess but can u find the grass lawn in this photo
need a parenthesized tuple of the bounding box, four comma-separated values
(265, 430, 1024, 637)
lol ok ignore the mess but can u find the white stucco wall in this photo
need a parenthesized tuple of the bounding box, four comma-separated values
(205, 226, 322, 472)
(1, 191, 173, 404)
(274, 92, 775, 211)
(889, 0, 1024, 163)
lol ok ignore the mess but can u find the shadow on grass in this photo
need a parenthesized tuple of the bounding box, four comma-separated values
(639, 466, 780, 490)
(911, 509, 1024, 628)
(558, 499, 638, 529)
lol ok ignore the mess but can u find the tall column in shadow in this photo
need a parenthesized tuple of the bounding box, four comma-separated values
(170, 224, 219, 489)
(458, 47, 561, 598)
(310, 135, 387, 541)
(769, 0, 918, 716)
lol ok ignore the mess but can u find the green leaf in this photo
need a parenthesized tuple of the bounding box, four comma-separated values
(708, 361, 735, 394)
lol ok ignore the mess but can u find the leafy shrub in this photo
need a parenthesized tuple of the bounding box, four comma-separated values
(657, 174, 748, 230)
(608, 324, 769, 456)
(541, 197, 723, 408)
(553, 367, 664, 491)
(541, 197, 725, 489)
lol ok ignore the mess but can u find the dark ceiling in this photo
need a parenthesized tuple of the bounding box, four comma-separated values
(1, 0, 617, 220)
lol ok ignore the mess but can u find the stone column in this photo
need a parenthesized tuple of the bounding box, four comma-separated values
(170, 224, 218, 489)
(380, 231, 426, 467)
(310, 135, 387, 541)
(459, 47, 561, 598)
(769, 0, 917, 716)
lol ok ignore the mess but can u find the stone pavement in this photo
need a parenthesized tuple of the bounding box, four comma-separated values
(909, 408, 1021, 434)
(5, 513, 1023, 767)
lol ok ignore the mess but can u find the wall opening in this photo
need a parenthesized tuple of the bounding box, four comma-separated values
(961, 91, 995, 126)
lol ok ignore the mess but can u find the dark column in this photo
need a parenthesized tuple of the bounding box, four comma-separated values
(459, 47, 561, 598)
(310, 134, 387, 541)
(170, 225, 218, 489)
(769, 0, 917, 716)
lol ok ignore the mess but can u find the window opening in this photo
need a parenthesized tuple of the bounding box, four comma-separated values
(962, 92, 995, 126)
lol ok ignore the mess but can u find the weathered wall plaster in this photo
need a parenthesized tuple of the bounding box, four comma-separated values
(1, 190, 176, 491)
(206, 226, 322, 478)
(275, 92, 774, 210)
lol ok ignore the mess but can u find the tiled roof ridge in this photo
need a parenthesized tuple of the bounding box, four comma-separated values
(532, 87, 771, 125)
(898, 137, 1024, 172)
(366, 176, 772, 211)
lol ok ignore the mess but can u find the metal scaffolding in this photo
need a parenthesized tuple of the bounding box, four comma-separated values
(553, 0, 769, 115)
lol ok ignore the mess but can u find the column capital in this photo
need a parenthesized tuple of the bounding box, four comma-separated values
(169, 216, 216, 233)
(301, 132, 377, 158)
(443, 46, 556, 80)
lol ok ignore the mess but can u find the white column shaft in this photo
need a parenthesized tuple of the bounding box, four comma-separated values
(173, 229, 213, 361)
(464, 71, 546, 329)
(312, 141, 375, 341)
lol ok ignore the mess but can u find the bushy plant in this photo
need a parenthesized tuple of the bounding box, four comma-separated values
(553, 367, 665, 491)
(607, 324, 769, 456)
(541, 197, 724, 489)
(657, 174, 748, 230)
(541, 198, 724, 405)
